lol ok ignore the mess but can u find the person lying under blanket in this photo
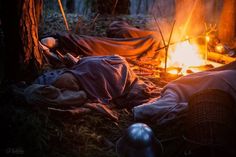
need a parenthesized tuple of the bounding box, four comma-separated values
(133, 60, 236, 125)
(40, 21, 162, 65)
(24, 55, 160, 109)
(24, 55, 236, 124)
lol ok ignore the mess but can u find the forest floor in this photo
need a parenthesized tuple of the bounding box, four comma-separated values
(39, 12, 154, 37)
(1, 12, 234, 157)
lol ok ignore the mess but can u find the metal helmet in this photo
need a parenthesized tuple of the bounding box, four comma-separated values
(116, 123, 163, 157)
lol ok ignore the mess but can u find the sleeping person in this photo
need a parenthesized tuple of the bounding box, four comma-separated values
(25, 52, 236, 124)
(133, 60, 236, 124)
(40, 21, 161, 64)
(24, 55, 160, 108)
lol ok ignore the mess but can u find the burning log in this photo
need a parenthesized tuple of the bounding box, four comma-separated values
(160, 68, 182, 81)
(187, 64, 214, 73)
(208, 51, 236, 64)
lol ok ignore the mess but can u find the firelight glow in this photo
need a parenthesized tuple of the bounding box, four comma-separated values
(205, 35, 210, 42)
(167, 69, 180, 75)
(166, 41, 205, 74)
(215, 44, 224, 53)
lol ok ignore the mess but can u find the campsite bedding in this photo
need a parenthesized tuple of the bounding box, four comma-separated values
(133, 61, 236, 124)
(43, 21, 161, 62)
(25, 55, 160, 118)
(31, 21, 236, 125)
(26, 56, 236, 125)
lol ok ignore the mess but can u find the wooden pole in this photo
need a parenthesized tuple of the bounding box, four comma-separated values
(57, 0, 70, 32)
(165, 21, 176, 72)
(112, 0, 119, 15)
(153, 16, 166, 49)
(91, 13, 100, 29)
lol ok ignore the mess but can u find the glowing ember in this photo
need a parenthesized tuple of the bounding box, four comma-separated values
(165, 41, 205, 75)
(205, 35, 210, 42)
(168, 69, 180, 75)
(215, 44, 224, 53)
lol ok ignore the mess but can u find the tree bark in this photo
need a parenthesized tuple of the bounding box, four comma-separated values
(0, 0, 42, 82)
(218, 0, 236, 42)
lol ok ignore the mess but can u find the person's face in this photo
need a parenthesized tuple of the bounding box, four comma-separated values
(41, 37, 59, 49)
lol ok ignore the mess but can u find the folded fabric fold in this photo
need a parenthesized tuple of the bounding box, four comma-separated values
(24, 84, 87, 107)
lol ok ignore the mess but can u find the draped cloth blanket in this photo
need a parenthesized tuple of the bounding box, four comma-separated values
(33, 55, 160, 108)
(53, 21, 160, 60)
(133, 60, 236, 124)
(67, 55, 160, 108)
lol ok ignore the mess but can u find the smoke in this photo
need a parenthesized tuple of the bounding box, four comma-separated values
(174, 0, 205, 40)
(148, 0, 175, 18)
(148, 0, 224, 42)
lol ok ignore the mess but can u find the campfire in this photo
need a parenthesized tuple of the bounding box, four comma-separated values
(165, 40, 205, 75)
(153, 18, 212, 77)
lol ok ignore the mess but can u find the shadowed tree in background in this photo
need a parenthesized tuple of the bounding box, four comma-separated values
(66, 0, 75, 13)
(218, 0, 236, 42)
(92, 0, 130, 15)
(0, 0, 43, 82)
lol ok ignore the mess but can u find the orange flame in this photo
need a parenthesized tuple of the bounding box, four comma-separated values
(164, 41, 205, 75)
(167, 69, 181, 75)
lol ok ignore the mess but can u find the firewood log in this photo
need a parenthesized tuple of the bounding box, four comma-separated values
(207, 51, 236, 64)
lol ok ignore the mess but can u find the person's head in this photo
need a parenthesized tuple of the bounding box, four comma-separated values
(41, 37, 59, 49)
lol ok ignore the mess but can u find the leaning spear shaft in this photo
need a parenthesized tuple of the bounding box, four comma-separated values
(165, 20, 176, 72)
(57, 0, 70, 32)
(153, 15, 167, 51)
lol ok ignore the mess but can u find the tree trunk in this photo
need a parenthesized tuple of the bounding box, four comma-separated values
(0, 0, 43, 82)
(136, 0, 142, 14)
(218, 0, 236, 42)
(66, 0, 75, 13)
(92, 0, 130, 15)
